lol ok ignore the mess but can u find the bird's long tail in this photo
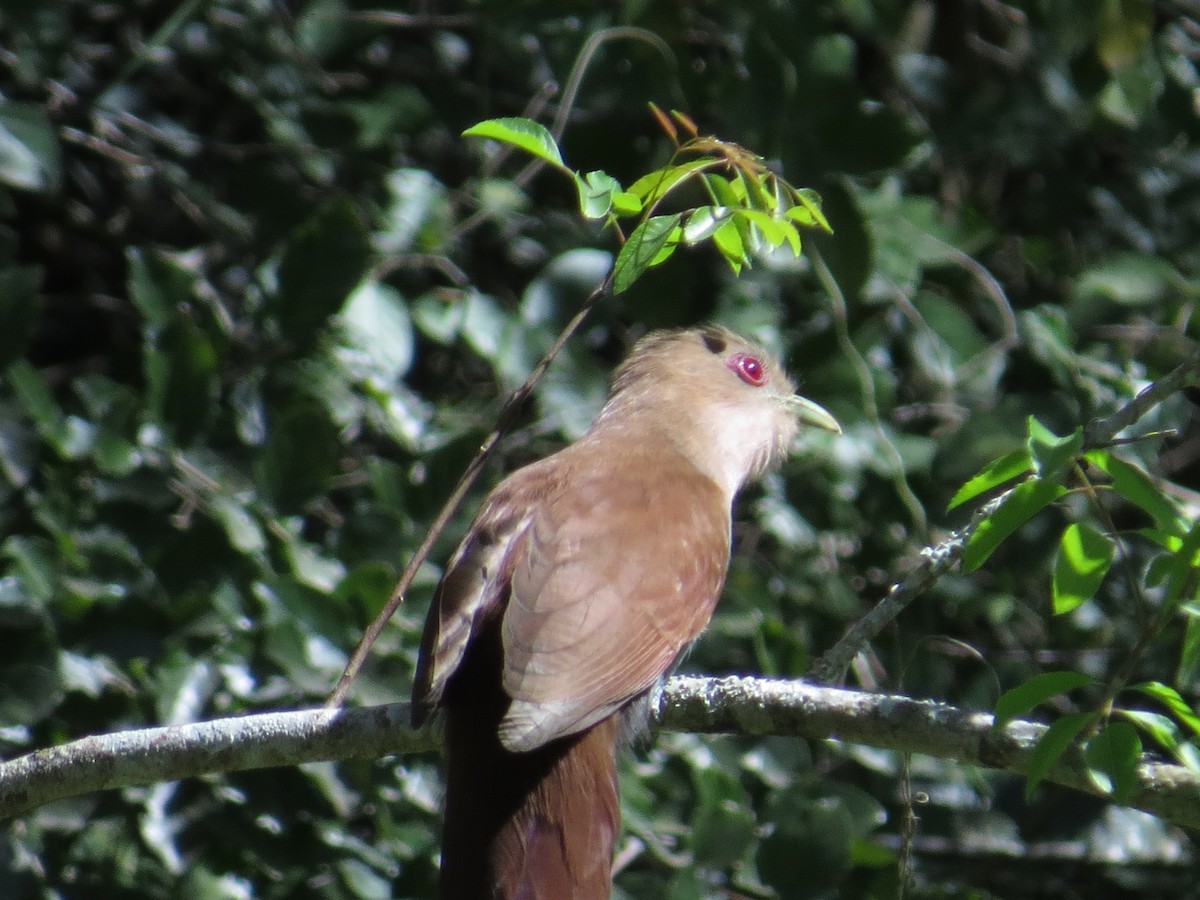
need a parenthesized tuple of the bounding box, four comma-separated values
(439, 705, 620, 899)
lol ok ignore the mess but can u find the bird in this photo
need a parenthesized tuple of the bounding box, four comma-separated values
(411, 324, 840, 899)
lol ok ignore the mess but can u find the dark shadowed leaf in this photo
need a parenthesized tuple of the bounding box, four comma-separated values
(276, 200, 370, 348)
(994, 671, 1095, 729)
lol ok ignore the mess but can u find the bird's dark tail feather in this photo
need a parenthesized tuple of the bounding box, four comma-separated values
(439, 709, 620, 900)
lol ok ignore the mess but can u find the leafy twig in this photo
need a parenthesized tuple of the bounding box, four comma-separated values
(810, 345, 1200, 685)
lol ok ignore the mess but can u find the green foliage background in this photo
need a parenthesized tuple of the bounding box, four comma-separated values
(1, 1, 1199, 897)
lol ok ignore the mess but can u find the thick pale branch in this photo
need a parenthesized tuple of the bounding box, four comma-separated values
(3, 676, 1197, 828)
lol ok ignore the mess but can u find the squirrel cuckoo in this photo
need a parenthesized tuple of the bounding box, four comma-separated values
(411, 325, 840, 899)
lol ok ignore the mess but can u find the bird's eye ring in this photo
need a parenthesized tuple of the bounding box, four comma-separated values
(729, 354, 767, 387)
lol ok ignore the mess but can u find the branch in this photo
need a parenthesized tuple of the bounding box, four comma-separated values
(810, 344, 1200, 684)
(4, 676, 1197, 827)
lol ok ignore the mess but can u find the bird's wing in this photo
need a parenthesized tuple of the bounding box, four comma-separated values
(499, 462, 730, 752)
(410, 461, 548, 726)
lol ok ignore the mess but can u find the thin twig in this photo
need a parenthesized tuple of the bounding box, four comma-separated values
(325, 275, 612, 708)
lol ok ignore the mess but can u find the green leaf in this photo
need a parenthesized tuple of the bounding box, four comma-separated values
(1086, 450, 1179, 534)
(626, 158, 714, 205)
(1026, 711, 1093, 799)
(704, 172, 741, 209)
(1026, 416, 1082, 478)
(1162, 518, 1200, 608)
(994, 670, 1095, 729)
(1083, 721, 1140, 802)
(1130, 681, 1200, 740)
(462, 117, 566, 170)
(736, 169, 775, 212)
(573, 170, 623, 220)
(963, 478, 1065, 572)
(0, 102, 62, 192)
(611, 191, 642, 216)
(786, 187, 833, 233)
(712, 218, 746, 273)
(209, 495, 266, 554)
(947, 448, 1032, 511)
(734, 208, 802, 255)
(613, 214, 681, 294)
(145, 312, 220, 446)
(8, 359, 69, 451)
(1117, 709, 1181, 754)
(682, 206, 727, 244)
(1052, 522, 1115, 615)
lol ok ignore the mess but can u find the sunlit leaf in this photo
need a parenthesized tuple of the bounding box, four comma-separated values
(574, 169, 623, 219)
(963, 478, 1065, 572)
(612, 214, 682, 293)
(1052, 522, 1114, 615)
(1117, 708, 1181, 753)
(947, 448, 1032, 511)
(1086, 450, 1179, 534)
(734, 208, 802, 255)
(462, 117, 566, 169)
(712, 218, 746, 272)
(1026, 416, 1082, 478)
(1130, 681, 1200, 740)
(626, 158, 715, 205)
(787, 187, 833, 233)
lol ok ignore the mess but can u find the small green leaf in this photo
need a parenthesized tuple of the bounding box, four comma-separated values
(8, 359, 69, 451)
(1117, 708, 1180, 753)
(786, 187, 833, 233)
(611, 191, 642, 216)
(734, 208, 802, 255)
(1026, 711, 1093, 799)
(994, 670, 1095, 729)
(1086, 450, 1179, 534)
(626, 158, 714, 205)
(0, 102, 62, 193)
(1130, 681, 1200, 740)
(963, 478, 1065, 572)
(736, 169, 775, 211)
(947, 448, 1032, 511)
(1027, 417, 1082, 478)
(462, 117, 566, 170)
(1084, 721, 1140, 802)
(574, 170, 623, 219)
(1052, 522, 1115, 614)
(612, 214, 682, 293)
(682, 206, 727, 244)
(712, 218, 745, 273)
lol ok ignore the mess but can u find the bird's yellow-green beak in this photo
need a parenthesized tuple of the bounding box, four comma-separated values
(787, 394, 842, 434)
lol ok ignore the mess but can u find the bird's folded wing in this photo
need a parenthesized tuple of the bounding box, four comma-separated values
(499, 463, 729, 752)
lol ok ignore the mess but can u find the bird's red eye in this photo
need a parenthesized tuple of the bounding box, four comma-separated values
(729, 353, 767, 387)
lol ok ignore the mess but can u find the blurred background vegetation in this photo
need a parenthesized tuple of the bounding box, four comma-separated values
(2, 0, 1199, 897)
